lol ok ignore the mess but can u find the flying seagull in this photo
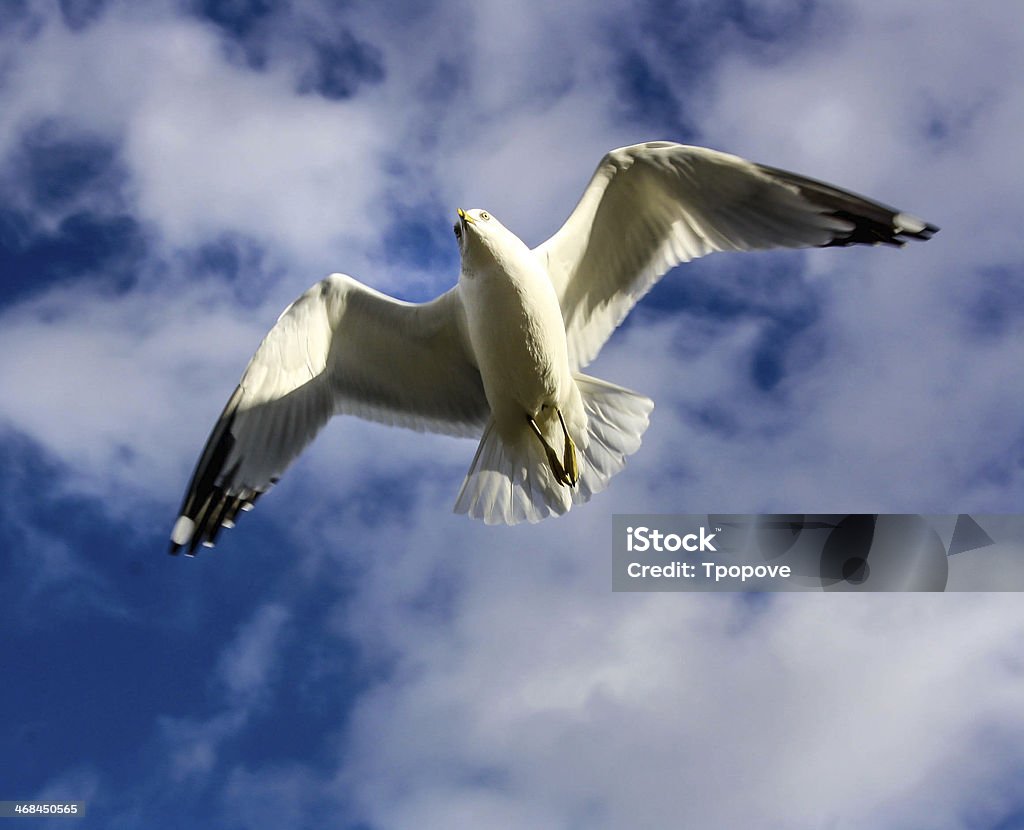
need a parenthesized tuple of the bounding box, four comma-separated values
(170, 141, 937, 554)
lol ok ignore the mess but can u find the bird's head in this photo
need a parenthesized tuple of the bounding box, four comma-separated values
(454, 207, 492, 242)
(454, 207, 512, 268)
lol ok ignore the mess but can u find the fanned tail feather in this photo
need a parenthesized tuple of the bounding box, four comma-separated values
(453, 373, 653, 525)
(570, 374, 654, 503)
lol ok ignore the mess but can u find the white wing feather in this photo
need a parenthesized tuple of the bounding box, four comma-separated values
(170, 273, 486, 553)
(534, 142, 937, 369)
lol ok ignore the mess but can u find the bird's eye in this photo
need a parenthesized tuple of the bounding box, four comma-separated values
(453, 222, 462, 239)
(480, 211, 490, 221)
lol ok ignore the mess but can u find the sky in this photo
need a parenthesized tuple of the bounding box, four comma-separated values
(2, 0, 1024, 827)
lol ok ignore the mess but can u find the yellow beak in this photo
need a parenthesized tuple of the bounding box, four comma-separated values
(457, 207, 474, 225)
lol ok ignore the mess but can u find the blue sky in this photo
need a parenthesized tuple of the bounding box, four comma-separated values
(2, 0, 1024, 827)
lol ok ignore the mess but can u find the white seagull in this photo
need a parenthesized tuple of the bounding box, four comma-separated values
(170, 141, 937, 554)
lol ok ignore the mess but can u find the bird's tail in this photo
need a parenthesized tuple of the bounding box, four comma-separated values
(452, 373, 653, 525)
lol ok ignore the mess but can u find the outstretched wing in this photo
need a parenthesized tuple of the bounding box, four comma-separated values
(534, 142, 938, 370)
(170, 273, 487, 554)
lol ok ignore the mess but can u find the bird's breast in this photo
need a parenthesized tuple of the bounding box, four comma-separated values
(461, 257, 572, 419)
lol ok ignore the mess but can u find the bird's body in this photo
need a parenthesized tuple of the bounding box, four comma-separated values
(170, 142, 938, 554)
(456, 209, 583, 458)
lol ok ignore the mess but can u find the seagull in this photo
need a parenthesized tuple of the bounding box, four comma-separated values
(170, 141, 937, 554)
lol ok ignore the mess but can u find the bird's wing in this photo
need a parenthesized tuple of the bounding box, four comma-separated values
(170, 273, 487, 553)
(534, 142, 938, 369)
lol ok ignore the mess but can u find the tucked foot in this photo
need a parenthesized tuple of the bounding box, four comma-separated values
(556, 409, 579, 487)
(528, 415, 574, 487)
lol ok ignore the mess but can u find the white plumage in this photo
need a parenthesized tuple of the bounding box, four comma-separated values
(170, 142, 936, 553)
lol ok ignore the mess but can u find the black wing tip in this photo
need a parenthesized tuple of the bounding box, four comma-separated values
(169, 387, 245, 557)
(820, 209, 940, 249)
(757, 162, 939, 250)
(168, 490, 264, 556)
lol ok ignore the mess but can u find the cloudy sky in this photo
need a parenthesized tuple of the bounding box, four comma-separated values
(2, 0, 1024, 827)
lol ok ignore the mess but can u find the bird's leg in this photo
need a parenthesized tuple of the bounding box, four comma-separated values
(556, 408, 579, 487)
(527, 414, 573, 487)
(526, 408, 578, 488)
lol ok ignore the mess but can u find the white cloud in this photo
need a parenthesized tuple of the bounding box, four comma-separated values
(220, 763, 335, 829)
(0, 276, 268, 514)
(334, 516, 1024, 828)
(2, 9, 384, 263)
(160, 709, 248, 783)
(217, 602, 290, 701)
(157, 601, 291, 785)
